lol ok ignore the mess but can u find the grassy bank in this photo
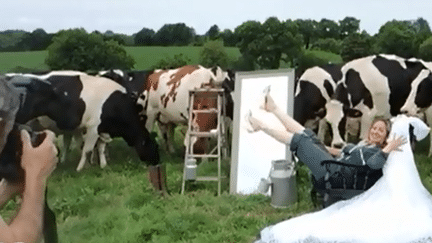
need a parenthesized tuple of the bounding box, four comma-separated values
(0, 135, 431, 242)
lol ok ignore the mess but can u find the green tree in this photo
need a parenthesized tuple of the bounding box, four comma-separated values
(339, 17, 360, 39)
(101, 30, 126, 45)
(205, 25, 220, 40)
(418, 37, 432, 61)
(220, 29, 238, 47)
(311, 38, 341, 54)
(152, 53, 192, 69)
(134, 27, 155, 46)
(235, 17, 303, 69)
(153, 23, 195, 46)
(340, 32, 373, 62)
(412, 18, 432, 55)
(375, 20, 417, 58)
(45, 28, 135, 71)
(16, 28, 52, 51)
(199, 40, 229, 68)
(317, 18, 340, 40)
(294, 19, 318, 49)
(0, 30, 27, 51)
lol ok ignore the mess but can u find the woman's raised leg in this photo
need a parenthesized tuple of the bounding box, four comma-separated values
(244, 111, 294, 144)
(260, 86, 305, 134)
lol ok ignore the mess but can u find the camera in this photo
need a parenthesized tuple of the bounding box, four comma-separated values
(0, 124, 46, 183)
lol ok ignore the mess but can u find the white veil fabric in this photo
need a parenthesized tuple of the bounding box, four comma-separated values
(256, 115, 432, 243)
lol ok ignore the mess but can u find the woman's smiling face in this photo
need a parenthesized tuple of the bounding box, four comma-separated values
(368, 120, 388, 145)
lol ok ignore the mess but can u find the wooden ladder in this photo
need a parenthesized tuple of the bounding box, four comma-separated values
(181, 88, 227, 196)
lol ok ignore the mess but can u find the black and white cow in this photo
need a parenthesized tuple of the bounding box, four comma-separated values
(400, 65, 432, 156)
(6, 71, 89, 163)
(9, 74, 160, 171)
(325, 54, 430, 148)
(294, 64, 342, 143)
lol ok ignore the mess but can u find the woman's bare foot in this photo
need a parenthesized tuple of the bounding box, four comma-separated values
(259, 86, 277, 112)
(244, 111, 263, 132)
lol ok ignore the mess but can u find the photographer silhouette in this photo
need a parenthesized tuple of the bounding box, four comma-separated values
(0, 78, 58, 243)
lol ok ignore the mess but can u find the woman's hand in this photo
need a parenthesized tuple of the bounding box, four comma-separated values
(326, 146, 341, 157)
(382, 134, 408, 153)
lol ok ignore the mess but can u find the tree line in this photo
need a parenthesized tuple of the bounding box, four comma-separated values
(1, 16, 432, 72)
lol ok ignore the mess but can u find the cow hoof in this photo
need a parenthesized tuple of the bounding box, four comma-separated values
(76, 165, 84, 172)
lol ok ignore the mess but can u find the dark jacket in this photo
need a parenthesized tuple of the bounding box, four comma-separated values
(338, 142, 389, 170)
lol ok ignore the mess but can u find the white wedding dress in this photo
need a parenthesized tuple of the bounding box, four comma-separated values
(256, 115, 432, 243)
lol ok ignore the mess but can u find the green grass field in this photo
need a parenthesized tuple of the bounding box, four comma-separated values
(0, 46, 342, 74)
(0, 46, 242, 73)
(0, 133, 431, 243)
(0, 50, 49, 73)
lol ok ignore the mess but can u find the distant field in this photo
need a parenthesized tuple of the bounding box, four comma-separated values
(126, 46, 242, 70)
(0, 46, 242, 73)
(0, 50, 49, 73)
(0, 47, 341, 73)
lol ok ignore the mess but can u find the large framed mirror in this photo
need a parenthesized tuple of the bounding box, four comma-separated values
(230, 69, 295, 195)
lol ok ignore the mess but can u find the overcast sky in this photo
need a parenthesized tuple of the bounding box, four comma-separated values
(1, 0, 431, 36)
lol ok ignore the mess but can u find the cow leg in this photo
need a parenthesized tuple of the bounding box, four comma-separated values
(424, 107, 432, 157)
(145, 109, 158, 134)
(158, 122, 176, 154)
(359, 109, 373, 140)
(76, 128, 99, 172)
(97, 134, 112, 168)
(60, 133, 73, 163)
(148, 164, 169, 196)
(43, 190, 58, 243)
(316, 119, 329, 144)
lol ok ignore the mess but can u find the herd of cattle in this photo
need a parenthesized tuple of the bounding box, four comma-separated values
(2, 54, 432, 242)
(4, 66, 235, 178)
(3, 53, 432, 179)
(296, 54, 432, 156)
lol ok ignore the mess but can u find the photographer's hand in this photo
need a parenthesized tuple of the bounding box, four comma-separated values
(21, 130, 58, 182)
(0, 130, 58, 243)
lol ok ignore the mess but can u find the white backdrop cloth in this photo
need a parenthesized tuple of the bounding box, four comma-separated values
(256, 115, 432, 243)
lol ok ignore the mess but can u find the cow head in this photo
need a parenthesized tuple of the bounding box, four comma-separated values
(98, 91, 160, 165)
(324, 99, 345, 148)
(324, 99, 363, 148)
(401, 69, 432, 116)
(10, 77, 78, 128)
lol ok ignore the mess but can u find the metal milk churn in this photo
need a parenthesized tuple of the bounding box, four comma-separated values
(269, 160, 297, 208)
(184, 157, 197, 181)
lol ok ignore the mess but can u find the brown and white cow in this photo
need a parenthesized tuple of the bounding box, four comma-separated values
(144, 65, 233, 154)
(99, 65, 235, 154)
